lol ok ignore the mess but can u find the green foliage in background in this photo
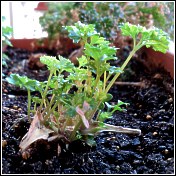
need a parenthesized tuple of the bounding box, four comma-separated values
(39, 2, 174, 42)
(2, 16, 13, 67)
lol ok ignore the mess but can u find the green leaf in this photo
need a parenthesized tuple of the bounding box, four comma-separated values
(109, 66, 123, 74)
(76, 131, 82, 139)
(104, 93, 113, 102)
(64, 21, 98, 43)
(6, 74, 40, 91)
(40, 55, 74, 72)
(120, 22, 144, 39)
(57, 55, 74, 72)
(32, 96, 42, 103)
(40, 55, 59, 70)
(77, 55, 88, 67)
(90, 35, 109, 45)
(84, 135, 96, 147)
(120, 22, 170, 53)
(111, 100, 129, 113)
(66, 107, 76, 117)
(84, 43, 102, 60)
(142, 28, 170, 53)
(105, 102, 114, 111)
(99, 102, 105, 110)
(98, 112, 112, 122)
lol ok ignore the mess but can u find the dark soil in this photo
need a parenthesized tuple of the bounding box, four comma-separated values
(2, 46, 174, 174)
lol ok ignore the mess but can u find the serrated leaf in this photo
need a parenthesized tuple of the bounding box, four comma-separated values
(64, 21, 98, 43)
(40, 55, 59, 70)
(111, 100, 129, 113)
(120, 22, 170, 53)
(77, 55, 88, 67)
(6, 74, 39, 91)
(32, 96, 41, 103)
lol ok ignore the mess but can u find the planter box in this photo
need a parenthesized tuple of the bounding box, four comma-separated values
(9, 38, 174, 78)
(10, 37, 79, 52)
(141, 47, 174, 78)
(2, 37, 174, 174)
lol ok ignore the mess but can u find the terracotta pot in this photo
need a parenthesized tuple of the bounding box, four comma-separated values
(34, 2, 48, 11)
(10, 37, 80, 52)
(141, 47, 174, 78)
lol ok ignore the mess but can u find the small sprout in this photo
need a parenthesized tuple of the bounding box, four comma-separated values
(6, 22, 169, 157)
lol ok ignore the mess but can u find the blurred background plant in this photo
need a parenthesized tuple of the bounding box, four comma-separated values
(39, 1, 174, 45)
(2, 16, 13, 68)
(119, 2, 174, 41)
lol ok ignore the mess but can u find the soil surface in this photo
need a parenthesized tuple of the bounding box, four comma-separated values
(2, 46, 174, 174)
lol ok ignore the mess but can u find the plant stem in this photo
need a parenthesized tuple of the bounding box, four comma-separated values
(27, 89, 32, 123)
(105, 48, 137, 93)
(44, 99, 60, 121)
(103, 71, 106, 91)
(70, 117, 82, 141)
(39, 71, 54, 112)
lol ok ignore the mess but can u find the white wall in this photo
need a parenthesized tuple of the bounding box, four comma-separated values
(1, 1, 48, 39)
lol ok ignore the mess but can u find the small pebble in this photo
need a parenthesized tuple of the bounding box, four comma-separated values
(168, 98, 173, 103)
(13, 105, 18, 110)
(116, 146, 120, 150)
(110, 136, 116, 140)
(153, 73, 162, 79)
(22, 151, 31, 160)
(153, 132, 158, 136)
(57, 144, 61, 156)
(4, 89, 8, 93)
(164, 149, 169, 155)
(88, 158, 93, 163)
(159, 109, 165, 112)
(146, 114, 152, 120)
(2, 140, 7, 148)
(116, 165, 120, 170)
(45, 160, 50, 165)
(8, 94, 15, 98)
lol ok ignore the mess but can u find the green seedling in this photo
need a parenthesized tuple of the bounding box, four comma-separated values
(6, 22, 169, 155)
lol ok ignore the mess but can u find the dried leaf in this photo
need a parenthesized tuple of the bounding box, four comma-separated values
(19, 111, 54, 152)
(76, 106, 89, 128)
(83, 101, 90, 112)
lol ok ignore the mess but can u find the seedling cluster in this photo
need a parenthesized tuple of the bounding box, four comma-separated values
(6, 22, 169, 155)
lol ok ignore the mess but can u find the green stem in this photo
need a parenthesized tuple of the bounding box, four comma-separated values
(103, 71, 106, 91)
(27, 89, 32, 123)
(94, 74, 100, 92)
(105, 48, 137, 93)
(44, 99, 61, 121)
(39, 71, 54, 112)
(70, 118, 82, 141)
(89, 101, 101, 121)
(42, 93, 55, 116)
